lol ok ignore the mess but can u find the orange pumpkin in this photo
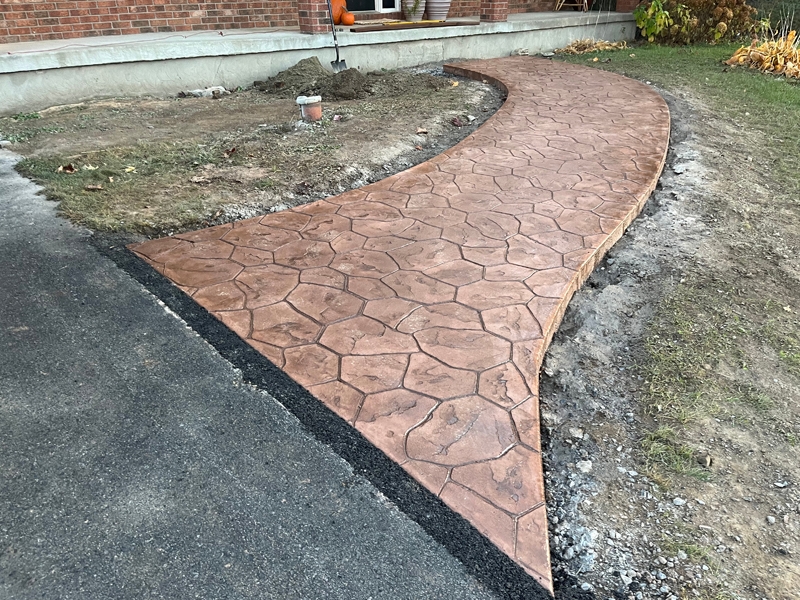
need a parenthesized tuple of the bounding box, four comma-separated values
(331, 0, 354, 25)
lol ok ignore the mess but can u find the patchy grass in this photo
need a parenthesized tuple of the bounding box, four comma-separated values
(15, 142, 231, 234)
(560, 44, 800, 484)
(4, 70, 500, 236)
(642, 426, 710, 483)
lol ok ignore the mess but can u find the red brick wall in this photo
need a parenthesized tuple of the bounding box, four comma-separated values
(449, 0, 556, 18)
(0, 0, 299, 44)
(449, 0, 480, 17)
(509, 0, 557, 12)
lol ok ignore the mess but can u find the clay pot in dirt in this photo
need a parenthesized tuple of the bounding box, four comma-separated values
(425, 0, 450, 20)
(402, 0, 426, 21)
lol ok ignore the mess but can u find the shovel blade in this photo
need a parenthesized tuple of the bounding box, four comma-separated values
(331, 60, 347, 72)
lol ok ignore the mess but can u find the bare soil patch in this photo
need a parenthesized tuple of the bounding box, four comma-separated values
(1, 60, 503, 238)
(545, 73, 800, 600)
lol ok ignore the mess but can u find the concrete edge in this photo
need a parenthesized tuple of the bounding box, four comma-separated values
(0, 13, 634, 75)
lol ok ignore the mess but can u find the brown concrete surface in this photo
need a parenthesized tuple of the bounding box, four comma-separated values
(130, 57, 670, 593)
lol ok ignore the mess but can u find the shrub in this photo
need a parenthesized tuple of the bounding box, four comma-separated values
(634, 0, 758, 43)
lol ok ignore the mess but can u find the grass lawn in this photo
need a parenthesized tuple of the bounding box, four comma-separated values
(560, 43, 800, 195)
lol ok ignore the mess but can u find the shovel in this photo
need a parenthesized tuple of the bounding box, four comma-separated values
(325, 0, 347, 72)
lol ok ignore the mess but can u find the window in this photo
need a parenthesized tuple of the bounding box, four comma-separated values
(347, 0, 399, 12)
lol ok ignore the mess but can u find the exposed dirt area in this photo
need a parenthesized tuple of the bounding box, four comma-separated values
(545, 87, 800, 600)
(0, 59, 503, 238)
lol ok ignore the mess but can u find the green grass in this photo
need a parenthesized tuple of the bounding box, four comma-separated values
(559, 43, 800, 195)
(642, 426, 710, 481)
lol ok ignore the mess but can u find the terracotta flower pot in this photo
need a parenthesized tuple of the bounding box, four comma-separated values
(426, 0, 450, 20)
(402, 0, 427, 21)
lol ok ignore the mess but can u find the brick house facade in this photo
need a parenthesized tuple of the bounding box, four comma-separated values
(0, 0, 579, 45)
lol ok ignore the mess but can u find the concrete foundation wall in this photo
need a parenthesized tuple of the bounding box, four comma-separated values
(0, 14, 634, 116)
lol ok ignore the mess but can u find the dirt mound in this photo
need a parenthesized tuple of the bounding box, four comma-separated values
(367, 71, 450, 96)
(255, 57, 332, 98)
(317, 68, 370, 100)
(255, 59, 450, 101)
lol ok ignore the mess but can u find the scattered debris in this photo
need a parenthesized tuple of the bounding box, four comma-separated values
(416, 127, 428, 134)
(511, 48, 530, 56)
(84, 184, 104, 191)
(56, 164, 77, 174)
(179, 85, 231, 98)
(451, 116, 464, 127)
(555, 38, 628, 55)
(124, 166, 136, 173)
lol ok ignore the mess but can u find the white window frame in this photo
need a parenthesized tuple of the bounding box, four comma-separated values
(350, 0, 398, 12)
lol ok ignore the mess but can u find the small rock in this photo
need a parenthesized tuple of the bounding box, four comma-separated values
(569, 427, 585, 439)
(576, 460, 593, 474)
(673, 497, 687, 506)
(673, 163, 690, 174)
(767, 515, 776, 525)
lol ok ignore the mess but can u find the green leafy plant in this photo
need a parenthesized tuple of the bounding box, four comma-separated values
(11, 112, 41, 121)
(635, 0, 674, 41)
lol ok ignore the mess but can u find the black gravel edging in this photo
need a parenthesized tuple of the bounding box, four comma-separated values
(90, 233, 559, 600)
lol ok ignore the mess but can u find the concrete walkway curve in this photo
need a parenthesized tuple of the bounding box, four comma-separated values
(131, 57, 670, 593)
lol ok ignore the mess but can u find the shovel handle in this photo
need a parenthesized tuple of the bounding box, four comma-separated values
(325, 0, 342, 64)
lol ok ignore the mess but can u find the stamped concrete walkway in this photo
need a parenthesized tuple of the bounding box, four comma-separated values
(131, 57, 670, 593)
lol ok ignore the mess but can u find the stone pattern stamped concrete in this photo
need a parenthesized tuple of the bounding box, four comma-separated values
(131, 57, 670, 593)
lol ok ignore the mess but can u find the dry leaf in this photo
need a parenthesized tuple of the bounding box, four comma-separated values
(56, 164, 77, 174)
(82, 164, 98, 171)
(450, 81, 459, 87)
(84, 184, 104, 191)
(125, 166, 136, 173)
(415, 145, 423, 151)
(108, 176, 114, 183)
(223, 147, 237, 158)
(191, 176, 211, 184)
(416, 127, 428, 135)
